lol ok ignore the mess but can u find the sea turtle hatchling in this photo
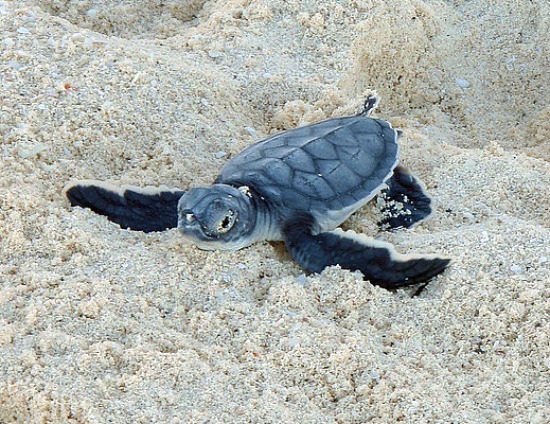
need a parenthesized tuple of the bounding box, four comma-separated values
(65, 97, 450, 289)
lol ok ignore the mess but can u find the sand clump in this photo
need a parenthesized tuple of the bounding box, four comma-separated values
(1, 0, 549, 422)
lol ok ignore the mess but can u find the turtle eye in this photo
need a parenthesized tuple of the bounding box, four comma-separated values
(180, 210, 195, 222)
(217, 210, 236, 233)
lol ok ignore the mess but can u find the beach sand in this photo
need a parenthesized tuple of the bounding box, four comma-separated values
(1, 0, 549, 422)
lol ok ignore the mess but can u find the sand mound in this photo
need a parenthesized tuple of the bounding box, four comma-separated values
(36, 0, 206, 38)
(1, 0, 548, 422)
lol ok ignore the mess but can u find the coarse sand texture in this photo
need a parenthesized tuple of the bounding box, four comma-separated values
(1, 0, 549, 423)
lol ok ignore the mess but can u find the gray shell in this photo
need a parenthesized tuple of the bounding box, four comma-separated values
(216, 115, 399, 223)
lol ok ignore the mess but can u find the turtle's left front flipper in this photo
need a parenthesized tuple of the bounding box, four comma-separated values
(283, 214, 450, 290)
(65, 180, 185, 232)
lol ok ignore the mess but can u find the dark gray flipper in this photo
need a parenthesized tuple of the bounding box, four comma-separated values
(283, 214, 450, 290)
(65, 180, 185, 232)
(378, 166, 433, 231)
(358, 95, 380, 116)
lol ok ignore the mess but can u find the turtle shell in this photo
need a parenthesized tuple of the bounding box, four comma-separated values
(216, 114, 399, 225)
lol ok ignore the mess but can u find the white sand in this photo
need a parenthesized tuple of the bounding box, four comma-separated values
(1, 0, 549, 422)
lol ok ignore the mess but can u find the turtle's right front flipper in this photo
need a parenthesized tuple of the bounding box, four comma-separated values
(283, 214, 450, 290)
(65, 180, 185, 232)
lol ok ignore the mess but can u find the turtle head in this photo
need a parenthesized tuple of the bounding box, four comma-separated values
(177, 184, 257, 250)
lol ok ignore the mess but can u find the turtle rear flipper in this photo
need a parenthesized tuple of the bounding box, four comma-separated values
(283, 214, 450, 290)
(65, 180, 185, 232)
(378, 166, 433, 231)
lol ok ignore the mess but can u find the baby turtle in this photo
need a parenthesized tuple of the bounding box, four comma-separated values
(65, 97, 450, 290)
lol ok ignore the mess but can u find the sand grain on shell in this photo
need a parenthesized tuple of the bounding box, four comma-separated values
(1, 0, 549, 423)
